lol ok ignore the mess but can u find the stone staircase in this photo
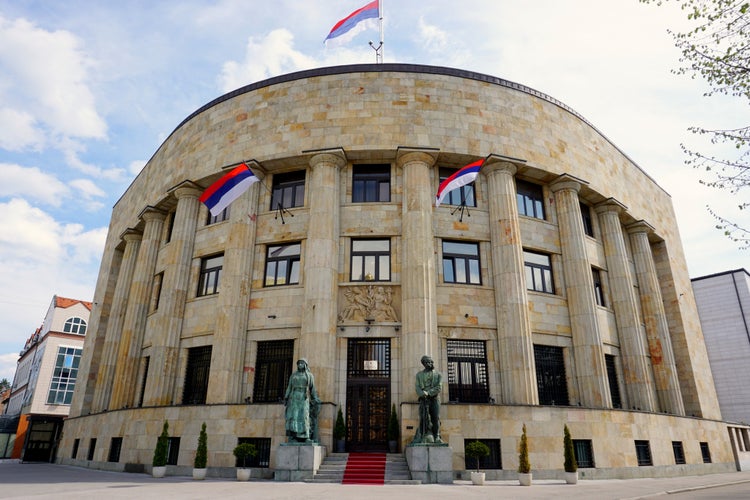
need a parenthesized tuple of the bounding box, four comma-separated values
(306, 453, 419, 484)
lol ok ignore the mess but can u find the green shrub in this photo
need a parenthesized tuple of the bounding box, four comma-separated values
(387, 404, 399, 441)
(333, 407, 346, 440)
(233, 442, 258, 468)
(152, 420, 169, 467)
(518, 423, 531, 474)
(465, 440, 490, 472)
(194, 422, 207, 469)
(563, 425, 577, 473)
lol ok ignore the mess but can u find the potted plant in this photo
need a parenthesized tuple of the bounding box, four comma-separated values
(333, 407, 346, 453)
(152, 420, 169, 478)
(518, 423, 532, 486)
(193, 422, 208, 480)
(563, 425, 578, 484)
(387, 404, 399, 453)
(233, 442, 257, 481)
(465, 440, 491, 485)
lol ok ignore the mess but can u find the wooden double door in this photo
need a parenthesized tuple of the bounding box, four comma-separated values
(345, 338, 390, 452)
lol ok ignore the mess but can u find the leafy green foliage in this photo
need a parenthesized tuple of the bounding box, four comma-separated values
(518, 424, 531, 474)
(465, 440, 491, 472)
(387, 404, 399, 441)
(194, 422, 207, 469)
(152, 420, 169, 467)
(334, 407, 346, 440)
(0, 378, 10, 392)
(233, 442, 258, 468)
(563, 425, 578, 473)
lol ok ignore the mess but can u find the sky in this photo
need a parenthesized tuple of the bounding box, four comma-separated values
(0, 0, 747, 383)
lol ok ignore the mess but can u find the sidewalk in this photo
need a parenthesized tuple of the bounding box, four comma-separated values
(1, 461, 750, 499)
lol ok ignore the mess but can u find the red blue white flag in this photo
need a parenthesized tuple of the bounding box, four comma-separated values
(435, 159, 483, 207)
(199, 163, 259, 216)
(324, 0, 379, 46)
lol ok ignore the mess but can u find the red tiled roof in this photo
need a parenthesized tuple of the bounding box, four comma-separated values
(55, 296, 93, 311)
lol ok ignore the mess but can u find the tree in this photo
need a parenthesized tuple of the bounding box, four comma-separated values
(0, 378, 10, 392)
(641, 0, 750, 246)
(153, 420, 169, 467)
(194, 422, 207, 469)
(563, 425, 578, 473)
(518, 423, 531, 474)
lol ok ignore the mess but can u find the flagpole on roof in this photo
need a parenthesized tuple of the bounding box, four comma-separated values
(369, 0, 384, 63)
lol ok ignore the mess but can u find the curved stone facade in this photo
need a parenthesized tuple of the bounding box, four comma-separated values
(60, 64, 732, 479)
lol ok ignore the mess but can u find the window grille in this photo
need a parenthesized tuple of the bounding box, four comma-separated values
(463, 439, 501, 469)
(353, 164, 390, 202)
(182, 346, 212, 404)
(635, 440, 652, 466)
(439, 167, 476, 207)
(700, 442, 712, 463)
(108, 437, 123, 463)
(236, 437, 271, 467)
(167, 437, 180, 466)
(347, 339, 390, 379)
(516, 179, 545, 219)
(447, 340, 489, 403)
(442, 241, 481, 285)
(524, 251, 554, 294)
(573, 439, 595, 468)
(605, 354, 622, 409)
(197, 254, 223, 296)
(253, 340, 294, 403)
(672, 441, 686, 465)
(264, 243, 301, 286)
(533, 344, 569, 405)
(351, 239, 390, 282)
(271, 170, 305, 209)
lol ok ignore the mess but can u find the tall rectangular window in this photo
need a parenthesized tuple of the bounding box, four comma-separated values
(87, 438, 96, 461)
(271, 170, 305, 210)
(635, 440, 653, 466)
(182, 346, 212, 405)
(351, 239, 390, 281)
(165, 212, 175, 243)
(573, 439, 595, 468)
(439, 167, 476, 207)
(593, 268, 605, 306)
(47, 346, 82, 405)
(605, 354, 622, 409)
(534, 344, 569, 405)
(71, 438, 80, 459)
(447, 340, 489, 403)
(442, 241, 481, 285)
(197, 254, 223, 297)
(516, 179, 545, 219)
(353, 164, 390, 202)
(580, 202, 594, 237)
(463, 439, 501, 469)
(151, 272, 163, 312)
(138, 356, 149, 408)
(108, 437, 123, 463)
(253, 340, 294, 403)
(524, 250, 554, 294)
(206, 206, 230, 225)
(700, 442, 712, 463)
(672, 441, 686, 464)
(264, 243, 301, 286)
(167, 437, 180, 466)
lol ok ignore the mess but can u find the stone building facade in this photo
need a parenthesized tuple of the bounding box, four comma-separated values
(60, 64, 735, 479)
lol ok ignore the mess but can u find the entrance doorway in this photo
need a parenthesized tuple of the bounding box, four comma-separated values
(346, 338, 390, 452)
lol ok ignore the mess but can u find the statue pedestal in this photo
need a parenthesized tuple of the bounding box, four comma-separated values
(405, 444, 453, 484)
(274, 444, 324, 481)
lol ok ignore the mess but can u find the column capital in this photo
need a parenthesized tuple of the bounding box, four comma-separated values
(307, 147, 347, 170)
(119, 228, 143, 242)
(168, 180, 202, 200)
(549, 173, 587, 194)
(626, 220, 655, 235)
(396, 147, 439, 168)
(594, 197, 628, 216)
(482, 155, 518, 176)
(138, 206, 167, 222)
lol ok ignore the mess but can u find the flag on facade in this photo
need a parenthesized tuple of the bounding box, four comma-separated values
(435, 159, 483, 207)
(324, 0, 379, 46)
(199, 163, 259, 216)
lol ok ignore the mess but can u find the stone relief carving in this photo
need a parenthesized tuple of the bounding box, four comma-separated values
(338, 285, 399, 323)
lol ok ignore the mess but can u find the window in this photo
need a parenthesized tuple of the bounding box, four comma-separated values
(439, 167, 476, 207)
(165, 211, 175, 243)
(253, 340, 294, 403)
(87, 438, 96, 461)
(442, 241, 481, 285)
(580, 202, 594, 237)
(534, 344, 569, 405)
(151, 272, 163, 312)
(138, 356, 149, 408)
(197, 254, 223, 296)
(264, 243, 301, 286)
(573, 439, 595, 468)
(63, 317, 87, 335)
(593, 268, 605, 307)
(167, 437, 180, 466)
(524, 251, 554, 294)
(206, 206, 230, 225)
(353, 164, 390, 202)
(463, 439, 501, 470)
(447, 340, 489, 403)
(605, 354, 622, 409)
(108, 437, 123, 463)
(516, 179, 545, 219)
(271, 170, 305, 210)
(635, 440, 653, 466)
(700, 442, 712, 463)
(72, 438, 80, 459)
(236, 437, 271, 467)
(47, 346, 82, 405)
(672, 441, 686, 465)
(351, 239, 390, 281)
(182, 346, 212, 405)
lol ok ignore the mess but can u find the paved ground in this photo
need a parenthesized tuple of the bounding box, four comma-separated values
(2, 461, 750, 499)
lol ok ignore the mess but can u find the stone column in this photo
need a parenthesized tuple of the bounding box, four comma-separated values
(483, 157, 537, 405)
(628, 221, 685, 415)
(143, 183, 201, 406)
(109, 207, 166, 409)
(299, 150, 345, 401)
(594, 200, 657, 412)
(398, 148, 440, 401)
(207, 165, 264, 404)
(91, 228, 141, 412)
(550, 174, 610, 408)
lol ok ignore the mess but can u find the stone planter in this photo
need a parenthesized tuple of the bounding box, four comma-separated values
(518, 472, 532, 486)
(236, 468, 251, 481)
(388, 440, 397, 453)
(335, 439, 346, 453)
(470, 471, 485, 485)
(565, 471, 578, 484)
(152, 466, 166, 478)
(192, 468, 207, 480)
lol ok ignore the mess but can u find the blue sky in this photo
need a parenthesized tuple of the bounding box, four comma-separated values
(0, 0, 747, 382)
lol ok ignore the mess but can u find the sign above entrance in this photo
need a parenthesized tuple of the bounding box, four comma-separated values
(364, 360, 378, 370)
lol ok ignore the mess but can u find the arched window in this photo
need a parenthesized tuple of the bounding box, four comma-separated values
(63, 317, 87, 335)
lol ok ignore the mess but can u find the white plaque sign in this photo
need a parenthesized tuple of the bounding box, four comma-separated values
(364, 360, 378, 370)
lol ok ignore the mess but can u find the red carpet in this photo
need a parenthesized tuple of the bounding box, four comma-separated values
(342, 452, 386, 485)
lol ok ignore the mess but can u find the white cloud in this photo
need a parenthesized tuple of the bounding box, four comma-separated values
(0, 163, 70, 207)
(0, 108, 44, 151)
(129, 160, 146, 176)
(416, 17, 448, 53)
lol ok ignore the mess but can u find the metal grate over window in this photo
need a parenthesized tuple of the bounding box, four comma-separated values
(463, 439, 501, 469)
(347, 338, 390, 379)
(573, 439, 595, 468)
(447, 340, 489, 403)
(182, 346, 212, 405)
(236, 437, 271, 467)
(635, 440, 653, 466)
(534, 344, 569, 406)
(253, 340, 294, 403)
(672, 441, 686, 465)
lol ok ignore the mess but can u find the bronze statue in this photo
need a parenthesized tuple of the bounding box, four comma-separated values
(284, 359, 320, 443)
(412, 355, 443, 444)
